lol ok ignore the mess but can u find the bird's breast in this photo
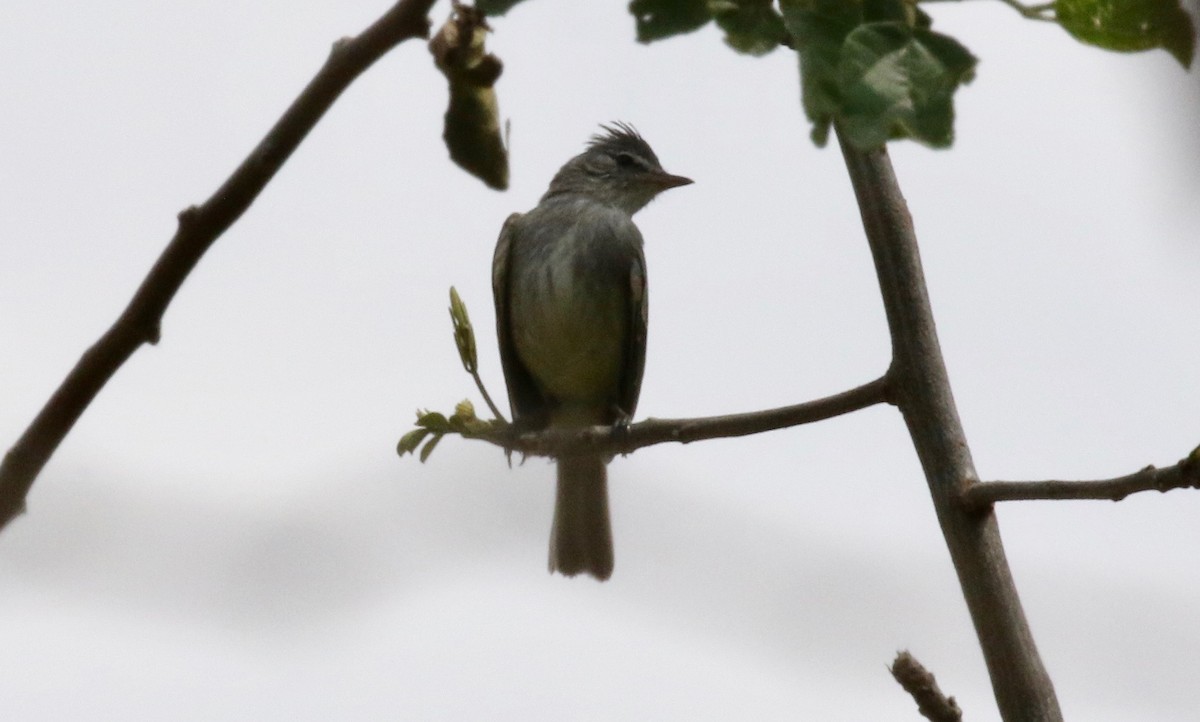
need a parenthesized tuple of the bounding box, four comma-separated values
(508, 235, 629, 409)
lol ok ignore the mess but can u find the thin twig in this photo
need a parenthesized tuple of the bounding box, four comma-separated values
(471, 369, 507, 423)
(998, 0, 1057, 21)
(963, 446, 1200, 509)
(468, 375, 891, 458)
(891, 651, 963, 722)
(0, 0, 438, 532)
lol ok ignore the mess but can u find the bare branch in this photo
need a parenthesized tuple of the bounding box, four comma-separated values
(891, 651, 963, 722)
(837, 126, 1063, 721)
(963, 446, 1200, 509)
(0, 0, 438, 533)
(466, 375, 891, 458)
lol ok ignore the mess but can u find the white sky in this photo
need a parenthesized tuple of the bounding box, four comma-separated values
(2, 1, 1198, 720)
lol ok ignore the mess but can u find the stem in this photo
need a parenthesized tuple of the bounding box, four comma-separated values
(998, 0, 1057, 21)
(471, 369, 507, 423)
(836, 128, 1063, 721)
(0, 0, 437, 532)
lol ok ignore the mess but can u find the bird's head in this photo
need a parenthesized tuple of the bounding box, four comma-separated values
(544, 123, 692, 214)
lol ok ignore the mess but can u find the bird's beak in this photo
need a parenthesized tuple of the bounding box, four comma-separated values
(652, 171, 694, 190)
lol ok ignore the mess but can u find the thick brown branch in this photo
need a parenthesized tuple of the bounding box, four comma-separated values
(837, 127, 1063, 721)
(0, 0, 437, 532)
(963, 446, 1200, 508)
(472, 375, 891, 457)
(891, 651, 963, 722)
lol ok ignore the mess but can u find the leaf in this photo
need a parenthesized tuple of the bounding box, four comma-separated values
(781, 0, 976, 148)
(1055, 0, 1195, 68)
(710, 0, 788, 55)
(397, 428, 430, 457)
(862, 0, 910, 24)
(780, 0, 867, 145)
(630, 0, 712, 42)
(476, 0, 527, 16)
(455, 399, 477, 421)
(837, 23, 977, 149)
(449, 399, 479, 433)
(416, 410, 452, 432)
(419, 433, 444, 463)
(449, 286, 478, 373)
(428, 4, 509, 189)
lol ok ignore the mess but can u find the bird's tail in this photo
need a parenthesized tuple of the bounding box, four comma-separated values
(549, 455, 613, 581)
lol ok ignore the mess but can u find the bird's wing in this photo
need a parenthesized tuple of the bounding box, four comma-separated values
(492, 212, 548, 427)
(617, 236, 649, 423)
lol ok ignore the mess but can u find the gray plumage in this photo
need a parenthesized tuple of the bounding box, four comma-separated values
(492, 124, 691, 580)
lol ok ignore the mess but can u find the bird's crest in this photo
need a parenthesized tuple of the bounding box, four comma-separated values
(586, 122, 660, 167)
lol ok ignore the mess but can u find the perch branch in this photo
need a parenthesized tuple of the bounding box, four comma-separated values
(963, 446, 1200, 509)
(0, 0, 438, 532)
(470, 375, 891, 458)
(891, 651, 963, 722)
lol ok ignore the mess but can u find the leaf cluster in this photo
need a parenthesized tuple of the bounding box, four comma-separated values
(398, 289, 508, 463)
(456, 0, 1194, 157)
(781, 0, 977, 148)
(398, 400, 501, 462)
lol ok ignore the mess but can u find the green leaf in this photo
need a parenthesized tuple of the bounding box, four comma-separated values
(416, 410, 451, 432)
(449, 399, 481, 434)
(397, 428, 430, 457)
(455, 399, 477, 421)
(837, 23, 977, 149)
(419, 433, 444, 463)
(780, 0, 975, 148)
(862, 0, 910, 23)
(1055, 0, 1195, 68)
(710, 0, 788, 55)
(476, 0, 527, 15)
(449, 287, 478, 373)
(630, 0, 712, 42)
(780, 0, 866, 145)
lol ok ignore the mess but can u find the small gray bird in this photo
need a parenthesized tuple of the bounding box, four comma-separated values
(492, 123, 692, 580)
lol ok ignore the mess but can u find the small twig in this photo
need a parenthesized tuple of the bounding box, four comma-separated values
(470, 370, 506, 424)
(963, 446, 1200, 510)
(464, 375, 892, 458)
(0, 0, 438, 533)
(891, 651, 963, 722)
(997, 0, 1057, 21)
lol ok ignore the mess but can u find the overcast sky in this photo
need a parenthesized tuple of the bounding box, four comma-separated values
(2, 2, 1199, 720)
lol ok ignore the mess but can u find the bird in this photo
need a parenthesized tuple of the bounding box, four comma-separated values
(492, 123, 692, 580)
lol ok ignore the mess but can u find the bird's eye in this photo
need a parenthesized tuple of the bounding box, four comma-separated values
(614, 153, 637, 168)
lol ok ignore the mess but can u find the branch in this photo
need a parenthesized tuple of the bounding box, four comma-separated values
(460, 375, 891, 458)
(837, 127, 1063, 721)
(0, 0, 438, 533)
(963, 446, 1200, 508)
(891, 651, 963, 722)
